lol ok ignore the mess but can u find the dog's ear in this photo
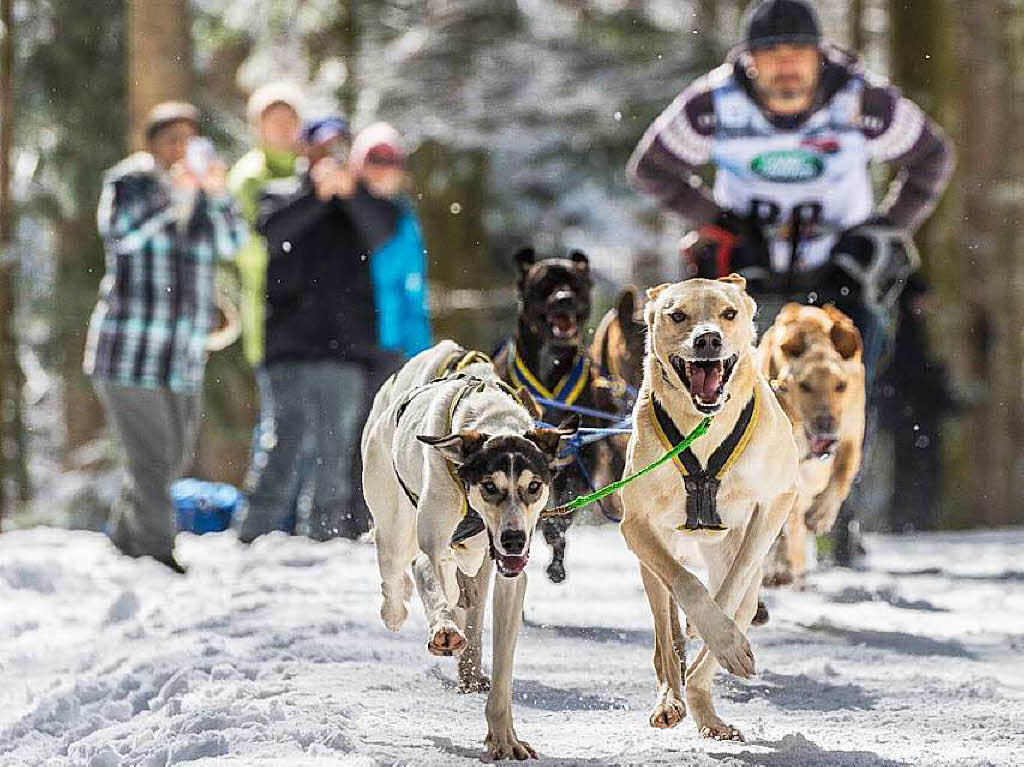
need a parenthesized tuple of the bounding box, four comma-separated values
(526, 416, 579, 469)
(829, 317, 862, 361)
(780, 330, 806, 359)
(822, 304, 852, 325)
(569, 249, 590, 273)
(516, 387, 544, 421)
(646, 283, 670, 302)
(417, 430, 487, 465)
(616, 286, 637, 324)
(718, 273, 747, 290)
(645, 284, 670, 327)
(514, 247, 536, 282)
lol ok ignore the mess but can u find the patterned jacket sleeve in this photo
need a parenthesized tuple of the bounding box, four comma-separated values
(96, 176, 176, 256)
(863, 83, 956, 233)
(203, 192, 248, 261)
(626, 77, 722, 226)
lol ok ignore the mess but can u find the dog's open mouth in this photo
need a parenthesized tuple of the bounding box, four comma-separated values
(495, 553, 529, 577)
(671, 354, 738, 413)
(806, 431, 838, 458)
(546, 313, 579, 341)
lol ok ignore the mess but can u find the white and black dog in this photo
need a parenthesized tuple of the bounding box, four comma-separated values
(361, 341, 575, 760)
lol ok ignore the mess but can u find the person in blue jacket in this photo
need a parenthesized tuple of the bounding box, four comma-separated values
(349, 122, 432, 358)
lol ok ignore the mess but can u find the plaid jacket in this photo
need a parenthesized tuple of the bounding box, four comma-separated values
(84, 152, 247, 393)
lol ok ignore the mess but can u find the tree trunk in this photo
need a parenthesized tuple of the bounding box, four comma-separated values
(337, 0, 359, 121)
(951, 0, 1024, 526)
(127, 0, 193, 147)
(849, 0, 865, 53)
(0, 0, 28, 524)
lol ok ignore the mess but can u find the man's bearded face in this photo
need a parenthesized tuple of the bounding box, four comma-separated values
(751, 44, 821, 113)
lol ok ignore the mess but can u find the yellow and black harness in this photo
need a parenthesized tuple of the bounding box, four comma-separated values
(434, 347, 493, 379)
(504, 340, 590, 414)
(649, 387, 761, 535)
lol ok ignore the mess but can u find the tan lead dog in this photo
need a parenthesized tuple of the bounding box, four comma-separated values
(757, 304, 866, 584)
(620, 275, 799, 741)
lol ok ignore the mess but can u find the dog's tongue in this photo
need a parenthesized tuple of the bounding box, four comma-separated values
(691, 363, 723, 403)
(810, 437, 835, 456)
(498, 554, 529, 576)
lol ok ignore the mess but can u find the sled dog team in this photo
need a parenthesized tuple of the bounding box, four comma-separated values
(361, 251, 866, 759)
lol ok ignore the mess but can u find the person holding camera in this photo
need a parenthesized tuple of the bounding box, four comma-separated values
(84, 101, 247, 573)
(237, 116, 411, 543)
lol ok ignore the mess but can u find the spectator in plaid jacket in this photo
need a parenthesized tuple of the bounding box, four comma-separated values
(84, 101, 246, 573)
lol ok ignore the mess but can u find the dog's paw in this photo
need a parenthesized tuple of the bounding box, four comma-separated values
(485, 728, 537, 760)
(750, 600, 770, 626)
(648, 690, 686, 729)
(687, 689, 743, 741)
(705, 619, 755, 678)
(427, 623, 466, 657)
(380, 599, 407, 632)
(699, 723, 744, 741)
(546, 560, 566, 584)
(457, 672, 491, 694)
(762, 567, 794, 588)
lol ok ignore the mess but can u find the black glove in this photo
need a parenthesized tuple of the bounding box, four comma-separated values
(832, 216, 893, 272)
(830, 218, 917, 310)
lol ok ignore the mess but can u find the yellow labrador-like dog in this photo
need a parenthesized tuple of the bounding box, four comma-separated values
(620, 275, 799, 741)
(757, 304, 866, 584)
(362, 340, 573, 760)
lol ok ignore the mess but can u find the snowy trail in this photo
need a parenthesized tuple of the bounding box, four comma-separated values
(1, 526, 1023, 766)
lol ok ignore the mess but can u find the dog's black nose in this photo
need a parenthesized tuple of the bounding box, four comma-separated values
(813, 414, 836, 434)
(693, 331, 723, 354)
(500, 529, 527, 554)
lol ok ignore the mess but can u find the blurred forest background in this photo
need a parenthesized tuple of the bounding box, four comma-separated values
(0, 0, 1020, 531)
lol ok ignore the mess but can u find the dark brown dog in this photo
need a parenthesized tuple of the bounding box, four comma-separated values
(493, 247, 615, 583)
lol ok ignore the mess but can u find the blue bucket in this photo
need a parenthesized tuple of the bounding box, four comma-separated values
(171, 479, 241, 534)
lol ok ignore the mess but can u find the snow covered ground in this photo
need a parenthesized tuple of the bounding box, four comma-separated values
(1, 525, 1022, 766)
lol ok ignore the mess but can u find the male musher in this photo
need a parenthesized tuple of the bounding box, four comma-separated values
(630, 0, 953, 378)
(628, 0, 954, 563)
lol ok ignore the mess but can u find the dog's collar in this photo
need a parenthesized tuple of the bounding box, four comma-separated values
(506, 340, 590, 410)
(649, 388, 760, 536)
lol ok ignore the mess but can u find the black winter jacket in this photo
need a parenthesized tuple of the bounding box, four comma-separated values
(257, 178, 399, 366)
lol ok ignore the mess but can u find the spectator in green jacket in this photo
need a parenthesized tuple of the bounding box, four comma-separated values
(228, 82, 304, 367)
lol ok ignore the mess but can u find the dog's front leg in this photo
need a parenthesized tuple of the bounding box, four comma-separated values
(639, 562, 686, 729)
(413, 552, 466, 657)
(711, 491, 799, 620)
(620, 514, 755, 679)
(484, 572, 536, 760)
(683, 490, 797, 739)
(806, 441, 858, 533)
(414, 489, 468, 658)
(684, 569, 762, 741)
(457, 556, 493, 693)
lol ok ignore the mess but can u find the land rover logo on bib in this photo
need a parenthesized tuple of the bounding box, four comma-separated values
(751, 150, 824, 183)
